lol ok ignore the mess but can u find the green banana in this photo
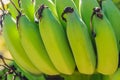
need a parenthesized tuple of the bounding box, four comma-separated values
(20, 0, 35, 21)
(10, 0, 20, 9)
(101, 0, 120, 51)
(56, 0, 79, 27)
(80, 0, 99, 34)
(35, 0, 58, 18)
(111, 68, 120, 80)
(7, 0, 20, 19)
(92, 7, 119, 75)
(73, 0, 81, 14)
(7, 3, 18, 19)
(102, 68, 120, 80)
(2, 14, 41, 74)
(17, 15, 59, 75)
(62, 7, 96, 74)
(38, 5, 75, 75)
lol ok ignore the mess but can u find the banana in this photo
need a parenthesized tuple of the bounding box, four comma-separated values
(38, 5, 75, 75)
(102, 68, 120, 80)
(17, 14, 59, 75)
(7, 0, 20, 19)
(73, 0, 81, 15)
(62, 7, 96, 74)
(92, 7, 119, 75)
(35, 0, 58, 19)
(80, 0, 99, 34)
(111, 68, 120, 80)
(2, 14, 41, 74)
(56, 0, 79, 28)
(20, 0, 35, 22)
(7, 3, 18, 19)
(10, 0, 20, 9)
(101, 0, 120, 51)
(0, 35, 12, 65)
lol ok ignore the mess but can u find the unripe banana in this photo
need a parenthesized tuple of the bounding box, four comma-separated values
(73, 0, 81, 15)
(56, 0, 79, 28)
(102, 0, 120, 51)
(17, 15, 59, 75)
(102, 68, 120, 80)
(10, 0, 20, 9)
(35, 0, 58, 18)
(20, 0, 35, 21)
(7, 3, 18, 19)
(2, 14, 40, 74)
(62, 7, 96, 74)
(92, 7, 119, 75)
(111, 68, 120, 80)
(80, 0, 99, 34)
(38, 5, 75, 75)
(7, 0, 20, 19)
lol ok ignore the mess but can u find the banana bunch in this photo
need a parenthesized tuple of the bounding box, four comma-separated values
(0, 0, 120, 79)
